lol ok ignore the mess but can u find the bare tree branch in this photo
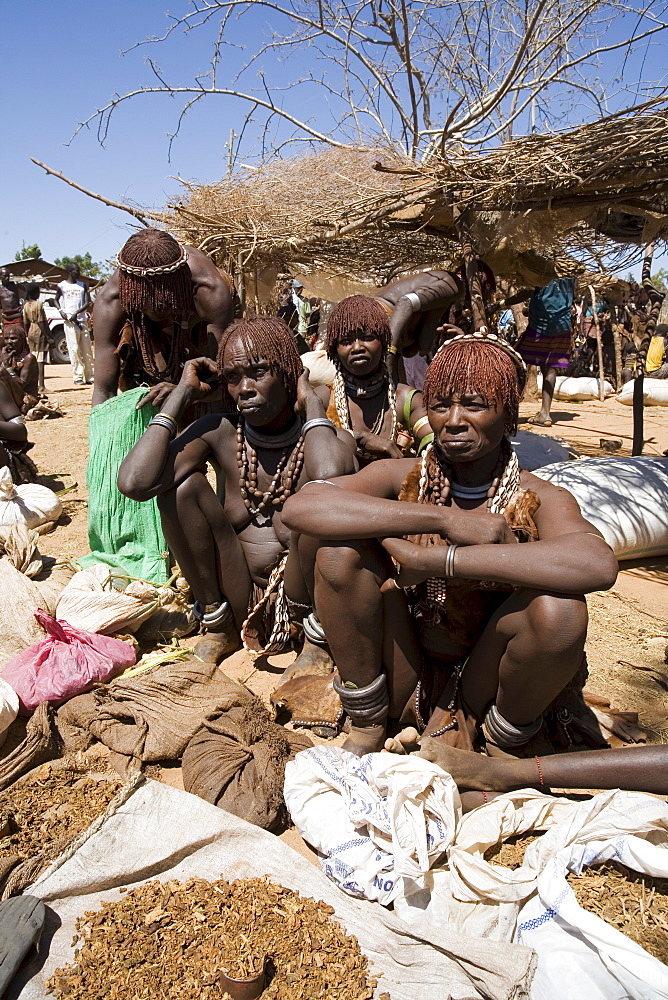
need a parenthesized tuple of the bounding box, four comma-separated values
(30, 158, 152, 225)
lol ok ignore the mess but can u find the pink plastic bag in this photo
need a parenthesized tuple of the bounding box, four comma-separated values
(1, 609, 136, 713)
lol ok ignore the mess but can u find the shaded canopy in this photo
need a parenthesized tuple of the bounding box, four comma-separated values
(157, 107, 668, 288)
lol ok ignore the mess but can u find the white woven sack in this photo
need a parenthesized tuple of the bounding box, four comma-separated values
(537, 375, 615, 400)
(284, 746, 461, 906)
(0, 677, 19, 748)
(511, 431, 573, 471)
(0, 466, 62, 529)
(0, 558, 47, 668)
(301, 349, 336, 387)
(534, 456, 668, 559)
(55, 563, 160, 635)
(616, 377, 668, 406)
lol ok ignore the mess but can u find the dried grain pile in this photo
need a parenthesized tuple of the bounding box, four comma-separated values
(0, 761, 122, 896)
(484, 832, 545, 869)
(567, 862, 668, 964)
(46, 875, 376, 1000)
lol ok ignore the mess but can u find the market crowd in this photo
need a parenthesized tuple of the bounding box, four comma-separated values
(3, 228, 668, 804)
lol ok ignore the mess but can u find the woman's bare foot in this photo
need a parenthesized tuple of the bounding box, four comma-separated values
(384, 726, 421, 754)
(281, 639, 334, 684)
(417, 738, 508, 790)
(343, 723, 387, 756)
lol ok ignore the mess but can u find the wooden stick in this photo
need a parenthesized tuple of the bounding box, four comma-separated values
(588, 285, 606, 402)
(30, 158, 151, 226)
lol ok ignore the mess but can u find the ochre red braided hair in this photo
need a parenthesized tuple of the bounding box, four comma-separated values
(423, 340, 524, 435)
(216, 317, 304, 410)
(324, 295, 391, 360)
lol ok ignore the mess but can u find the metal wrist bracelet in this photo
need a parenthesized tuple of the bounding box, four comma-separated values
(444, 542, 459, 578)
(302, 417, 337, 435)
(148, 415, 177, 438)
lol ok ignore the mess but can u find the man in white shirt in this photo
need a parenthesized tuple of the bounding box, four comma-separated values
(54, 262, 93, 385)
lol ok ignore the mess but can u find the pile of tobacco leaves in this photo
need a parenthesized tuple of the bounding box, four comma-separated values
(46, 876, 377, 1000)
(567, 862, 668, 964)
(484, 831, 668, 964)
(0, 762, 122, 866)
(484, 832, 545, 869)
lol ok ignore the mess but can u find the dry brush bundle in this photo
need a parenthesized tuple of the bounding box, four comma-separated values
(156, 107, 668, 285)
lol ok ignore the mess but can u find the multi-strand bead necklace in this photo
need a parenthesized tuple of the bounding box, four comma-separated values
(236, 418, 305, 516)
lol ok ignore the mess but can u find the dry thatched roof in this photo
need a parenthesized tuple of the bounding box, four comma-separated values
(158, 107, 668, 286)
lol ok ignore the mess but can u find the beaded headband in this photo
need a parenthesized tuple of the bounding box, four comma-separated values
(433, 331, 527, 375)
(116, 242, 188, 277)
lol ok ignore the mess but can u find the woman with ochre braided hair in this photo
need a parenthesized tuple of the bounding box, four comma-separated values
(91, 228, 235, 410)
(316, 296, 433, 464)
(283, 333, 618, 756)
(119, 317, 355, 664)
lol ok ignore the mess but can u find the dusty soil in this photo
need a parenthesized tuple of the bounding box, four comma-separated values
(10, 363, 668, 866)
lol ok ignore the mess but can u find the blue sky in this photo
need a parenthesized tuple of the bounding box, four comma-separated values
(1, 1, 666, 273)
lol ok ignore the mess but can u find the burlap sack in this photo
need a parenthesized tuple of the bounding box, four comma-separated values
(54, 659, 257, 770)
(182, 701, 312, 831)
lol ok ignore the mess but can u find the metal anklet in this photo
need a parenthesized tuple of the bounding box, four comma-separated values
(193, 598, 232, 631)
(302, 612, 328, 646)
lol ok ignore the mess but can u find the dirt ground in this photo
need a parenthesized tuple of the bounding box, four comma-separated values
(17, 364, 668, 859)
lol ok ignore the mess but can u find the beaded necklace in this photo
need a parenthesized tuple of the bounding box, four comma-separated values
(236, 419, 305, 516)
(333, 365, 398, 442)
(132, 313, 190, 385)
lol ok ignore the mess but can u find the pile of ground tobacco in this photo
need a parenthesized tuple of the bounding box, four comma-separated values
(0, 762, 121, 865)
(46, 876, 376, 1000)
(567, 862, 668, 964)
(484, 832, 545, 869)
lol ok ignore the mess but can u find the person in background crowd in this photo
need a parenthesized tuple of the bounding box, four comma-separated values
(0, 326, 39, 410)
(54, 262, 93, 386)
(291, 279, 312, 355)
(316, 295, 433, 464)
(646, 323, 668, 379)
(506, 278, 576, 427)
(22, 283, 51, 396)
(0, 269, 23, 335)
(0, 363, 37, 483)
(91, 228, 234, 409)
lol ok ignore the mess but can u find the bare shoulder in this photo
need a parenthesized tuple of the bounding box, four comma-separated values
(520, 469, 579, 507)
(185, 247, 225, 287)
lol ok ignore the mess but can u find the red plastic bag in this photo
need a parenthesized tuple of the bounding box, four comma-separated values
(1, 609, 136, 713)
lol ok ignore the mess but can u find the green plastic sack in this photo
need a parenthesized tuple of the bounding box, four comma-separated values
(81, 389, 169, 584)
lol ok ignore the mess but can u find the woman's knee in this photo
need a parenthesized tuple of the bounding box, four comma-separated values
(525, 592, 587, 652)
(315, 540, 381, 594)
(157, 470, 209, 514)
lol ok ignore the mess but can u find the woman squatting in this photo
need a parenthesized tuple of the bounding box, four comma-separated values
(118, 317, 355, 664)
(283, 333, 618, 756)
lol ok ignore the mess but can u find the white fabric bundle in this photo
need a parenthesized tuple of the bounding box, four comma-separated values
(301, 349, 336, 387)
(55, 563, 161, 635)
(0, 466, 62, 529)
(536, 375, 615, 400)
(284, 746, 461, 905)
(0, 676, 19, 747)
(616, 377, 668, 406)
(534, 456, 668, 559)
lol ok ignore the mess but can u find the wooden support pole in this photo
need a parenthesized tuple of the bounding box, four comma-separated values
(455, 212, 487, 332)
(588, 285, 606, 402)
